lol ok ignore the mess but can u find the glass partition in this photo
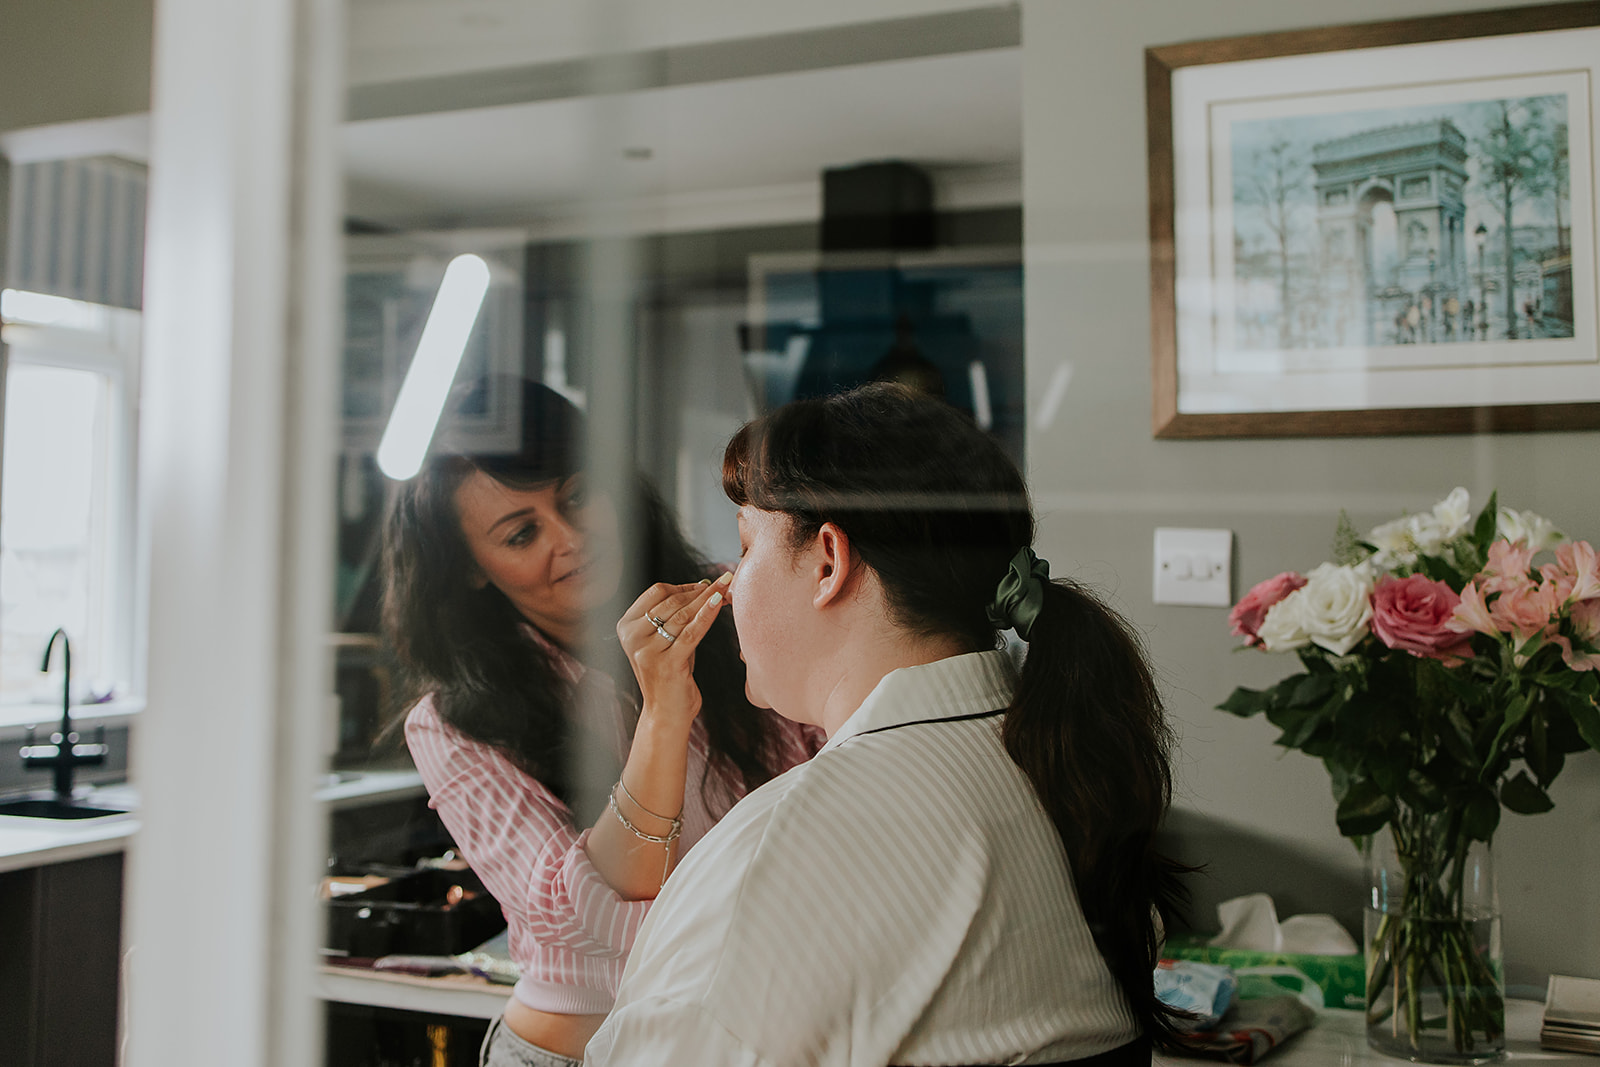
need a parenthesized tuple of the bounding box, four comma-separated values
(315, 7, 1023, 1063)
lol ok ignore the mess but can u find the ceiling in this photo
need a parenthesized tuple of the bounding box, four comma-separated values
(346, 0, 1013, 85)
(342, 46, 1022, 234)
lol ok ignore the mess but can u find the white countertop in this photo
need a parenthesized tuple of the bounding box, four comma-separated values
(1158, 998, 1585, 1067)
(0, 790, 138, 874)
(0, 770, 426, 873)
(311, 984, 1581, 1057)
(316, 966, 510, 1020)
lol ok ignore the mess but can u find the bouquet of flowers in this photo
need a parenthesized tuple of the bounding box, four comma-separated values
(1221, 488, 1600, 1061)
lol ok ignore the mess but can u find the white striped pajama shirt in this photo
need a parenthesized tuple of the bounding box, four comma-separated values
(587, 650, 1139, 1067)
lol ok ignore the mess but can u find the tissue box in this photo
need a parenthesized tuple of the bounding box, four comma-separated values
(1163, 933, 1366, 1011)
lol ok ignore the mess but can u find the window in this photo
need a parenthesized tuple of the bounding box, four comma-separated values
(0, 289, 141, 707)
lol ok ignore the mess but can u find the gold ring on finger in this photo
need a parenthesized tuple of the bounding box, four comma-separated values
(645, 612, 669, 629)
(653, 621, 677, 643)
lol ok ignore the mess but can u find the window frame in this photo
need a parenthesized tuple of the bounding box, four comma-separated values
(0, 299, 144, 715)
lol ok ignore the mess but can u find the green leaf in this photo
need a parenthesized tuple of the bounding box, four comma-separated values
(1289, 673, 1337, 708)
(1264, 707, 1310, 748)
(1401, 768, 1448, 813)
(1434, 708, 1477, 768)
(1336, 779, 1394, 836)
(1463, 788, 1502, 841)
(1545, 699, 1593, 755)
(1281, 712, 1325, 750)
(1324, 758, 1355, 804)
(1415, 554, 1465, 588)
(1369, 749, 1408, 798)
(1472, 490, 1499, 553)
(1426, 660, 1481, 703)
(1564, 693, 1600, 753)
(1483, 693, 1532, 777)
(1217, 686, 1274, 718)
(1525, 709, 1564, 786)
(1501, 771, 1555, 814)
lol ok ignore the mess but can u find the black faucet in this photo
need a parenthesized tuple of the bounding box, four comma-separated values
(21, 628, 108, 801)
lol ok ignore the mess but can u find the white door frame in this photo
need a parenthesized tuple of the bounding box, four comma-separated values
(122, 0, 342, 1063)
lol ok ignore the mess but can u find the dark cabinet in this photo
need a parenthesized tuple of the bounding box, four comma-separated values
(0, 853, 124, 1067)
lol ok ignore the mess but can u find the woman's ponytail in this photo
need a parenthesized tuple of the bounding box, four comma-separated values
(1004, 579, 1190, 1051)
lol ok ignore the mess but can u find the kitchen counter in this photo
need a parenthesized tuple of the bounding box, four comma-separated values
(1156, 998, 1586, 1067)
(0, 770, 426, 873)
(317, 966, 509, 1020)
(0, 800, 137, 874)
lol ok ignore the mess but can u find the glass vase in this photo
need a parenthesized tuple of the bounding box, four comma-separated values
(1364, 814, 1504, 1063)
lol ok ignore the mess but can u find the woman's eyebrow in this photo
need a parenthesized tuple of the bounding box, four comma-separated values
(487, 507, 538, 534)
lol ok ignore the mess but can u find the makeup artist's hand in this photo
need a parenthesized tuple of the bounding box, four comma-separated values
(618, 573, 731, 730)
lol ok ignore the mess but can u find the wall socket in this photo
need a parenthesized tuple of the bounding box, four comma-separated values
(1153, 528, 1233, 607)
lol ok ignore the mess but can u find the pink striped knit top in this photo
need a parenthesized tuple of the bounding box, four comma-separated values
(404, 636, 818, 1015)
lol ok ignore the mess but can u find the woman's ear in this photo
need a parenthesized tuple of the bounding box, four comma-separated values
(812, 522, 853, 609)
(467, 565, 489, 591)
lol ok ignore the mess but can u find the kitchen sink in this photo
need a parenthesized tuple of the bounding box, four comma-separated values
(0, 797, 128, 820)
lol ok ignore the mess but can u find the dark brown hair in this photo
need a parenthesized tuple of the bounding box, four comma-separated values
(722, 382, 1189, 1048)
(383, 379, 780, 815)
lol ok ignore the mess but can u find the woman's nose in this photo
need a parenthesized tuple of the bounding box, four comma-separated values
(549, 511, 584, 553)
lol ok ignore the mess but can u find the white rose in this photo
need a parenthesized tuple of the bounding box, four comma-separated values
(1257, 591, 1310, 652)
(1497, 506, 1564, 553)
(1295, 561, 1374, 656)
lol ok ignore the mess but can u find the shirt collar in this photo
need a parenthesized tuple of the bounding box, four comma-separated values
(821, 650, 1018, 754)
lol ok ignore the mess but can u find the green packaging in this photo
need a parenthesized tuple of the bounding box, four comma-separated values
(1162, 933, 1366, 1011)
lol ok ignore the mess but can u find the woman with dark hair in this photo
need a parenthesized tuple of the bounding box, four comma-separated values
(383, 380, 816, 1067)
(587, 382, 1187, 1067)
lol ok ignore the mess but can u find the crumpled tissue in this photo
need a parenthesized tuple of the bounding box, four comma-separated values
(1210, 893, 1359, 956)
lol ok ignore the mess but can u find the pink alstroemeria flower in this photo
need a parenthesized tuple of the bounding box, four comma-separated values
(1541, 540, 1600, 605)
(1551, 599, 1600, 672)
(1481, 539, 1537, 597)
(1491, 580, 1561, 646)
(1448, 580, 1498, 637)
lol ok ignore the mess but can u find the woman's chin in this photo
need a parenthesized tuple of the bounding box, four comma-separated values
(743, 680, 773, 710)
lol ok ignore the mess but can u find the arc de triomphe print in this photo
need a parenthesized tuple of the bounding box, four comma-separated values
(1313, 120, 1469, 345)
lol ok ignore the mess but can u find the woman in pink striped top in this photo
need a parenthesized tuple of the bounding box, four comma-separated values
(382, 381, 817, 1066)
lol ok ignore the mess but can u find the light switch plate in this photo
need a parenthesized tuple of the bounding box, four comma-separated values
(1153, 528, 1233, 607)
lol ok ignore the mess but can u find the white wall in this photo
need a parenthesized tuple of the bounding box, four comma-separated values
(0, 0, 151, 135)
(1021, 0, 1600, 989)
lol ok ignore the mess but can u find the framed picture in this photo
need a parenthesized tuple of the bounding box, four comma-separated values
(341, 232, 524, 454)
(1147, 2, 1600, 437)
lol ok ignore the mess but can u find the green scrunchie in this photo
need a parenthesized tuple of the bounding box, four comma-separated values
(986, 546, 1050, 640)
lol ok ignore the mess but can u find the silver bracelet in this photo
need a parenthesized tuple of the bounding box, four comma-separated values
(608, 785, 681, 887)
(617, 776, 682, 826)
(607, 786, 682, 844)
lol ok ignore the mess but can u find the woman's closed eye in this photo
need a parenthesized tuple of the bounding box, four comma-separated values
(505, 521, 539, 548)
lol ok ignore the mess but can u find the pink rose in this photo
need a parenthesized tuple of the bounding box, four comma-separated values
(1541, 540, 1600, 605)
(1552, 599, 1600, 672)
(1230, 572, 1307, 648)
(1370, 575, 1475, 661)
